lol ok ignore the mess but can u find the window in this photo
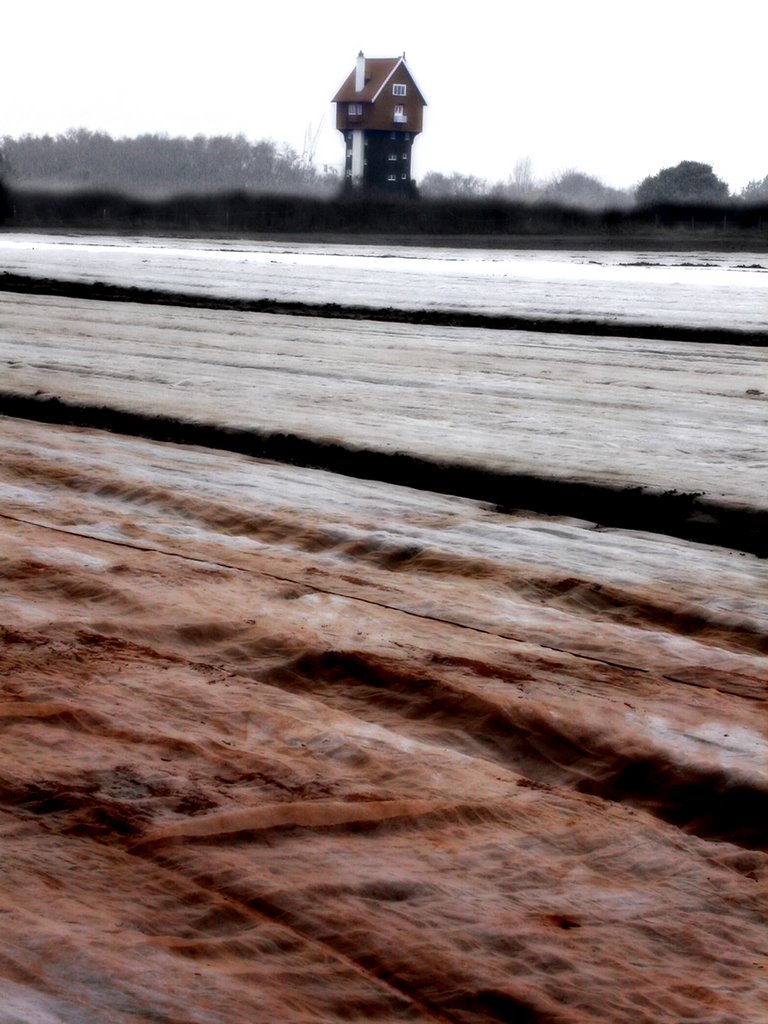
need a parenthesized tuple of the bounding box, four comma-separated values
(401, 173, 408, 180)
(388, 153, 397, 161)
(393, 104, 407, 124)
(387, 174, 397, 181)
(348, 103, 362, 118)
(402, 153, 408, 159)
(392, 84, 406, 96)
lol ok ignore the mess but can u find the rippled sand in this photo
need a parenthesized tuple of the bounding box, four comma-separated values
(1, 417, 765, 1023)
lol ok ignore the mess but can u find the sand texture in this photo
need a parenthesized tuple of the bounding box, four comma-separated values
(1, 234, 766, 1022)
(1, 416, 766, 1023)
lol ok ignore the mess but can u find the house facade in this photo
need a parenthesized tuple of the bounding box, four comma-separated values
(333, 53, 426, 193)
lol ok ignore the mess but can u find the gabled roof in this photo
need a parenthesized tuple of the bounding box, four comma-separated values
(332, 56, 427, 105)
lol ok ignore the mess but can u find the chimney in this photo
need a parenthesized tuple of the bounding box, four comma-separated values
(355, 51, 365, 92)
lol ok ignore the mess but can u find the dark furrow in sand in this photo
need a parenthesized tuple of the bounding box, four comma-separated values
(1, 396, 766, 556)
(4, 584, 765, 853)
(1, 272, 767, 346)
(259, 650, 768, 853)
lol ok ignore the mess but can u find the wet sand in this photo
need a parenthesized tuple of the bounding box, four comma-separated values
(1, 234, 766, 1021)
(1, 416, 766, 1023)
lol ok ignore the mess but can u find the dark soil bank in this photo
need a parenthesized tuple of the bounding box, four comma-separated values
(2, 393, 765, 557)
(1, 273, 767, 348)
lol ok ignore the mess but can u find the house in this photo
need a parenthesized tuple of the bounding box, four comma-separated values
(333, 52, 426, 193)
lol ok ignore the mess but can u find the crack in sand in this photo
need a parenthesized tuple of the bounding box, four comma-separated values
(0, 509, 654, 679)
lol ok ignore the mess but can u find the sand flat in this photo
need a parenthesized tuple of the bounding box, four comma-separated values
(0, 415, 765, 1023)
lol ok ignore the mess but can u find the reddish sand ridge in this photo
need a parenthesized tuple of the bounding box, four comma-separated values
(0, 415, 766, 1022)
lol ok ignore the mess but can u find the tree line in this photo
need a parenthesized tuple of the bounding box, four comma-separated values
(0, 131, 767, 238)
(421, 160, 768, 208)
(1, 131, 768, 209)
(0, 129, 339, 197)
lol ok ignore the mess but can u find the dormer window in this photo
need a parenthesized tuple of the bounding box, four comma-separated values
(392, 83, 407, 96)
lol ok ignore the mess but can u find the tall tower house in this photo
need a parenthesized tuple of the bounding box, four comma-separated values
(333, 52, 426, 193)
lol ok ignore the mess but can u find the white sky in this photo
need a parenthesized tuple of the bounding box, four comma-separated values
(3, 0, 765, 192)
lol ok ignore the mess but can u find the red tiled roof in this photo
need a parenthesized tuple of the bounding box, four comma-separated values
(332, 57, 425, 105)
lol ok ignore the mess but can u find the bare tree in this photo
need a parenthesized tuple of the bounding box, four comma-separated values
(419, 171, 490, 198)
(0, 131, 340, 196)
(490, 157, 541, 203)
(739, 175, 768, 203)
(538, 169, 633, 210)
(510, 156, 537, 198)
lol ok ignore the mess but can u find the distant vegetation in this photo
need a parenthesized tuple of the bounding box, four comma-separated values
(0, 149, 10, 222)
(421, 159, 767, 209)
(2, 131, 767, 210)
(740, 174, 768, 203)
(420, 164, 634, 210)
(0, 131, 766, 240)
(0, 129, 338, 197)
(0, 181, 9, 224)
(635, 161, 729, 206)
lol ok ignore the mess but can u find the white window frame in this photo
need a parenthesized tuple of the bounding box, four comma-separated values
(392, 83, 407, 96)
(387, 173, 397, 182)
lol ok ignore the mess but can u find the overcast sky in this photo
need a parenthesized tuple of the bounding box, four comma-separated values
(3, 0, 764, 192)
